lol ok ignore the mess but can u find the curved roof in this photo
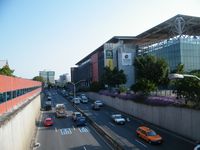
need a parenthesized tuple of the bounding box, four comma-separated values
(135, 14, 200, 45)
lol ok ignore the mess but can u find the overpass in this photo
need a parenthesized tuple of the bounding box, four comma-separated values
(0, 75, 42, 150)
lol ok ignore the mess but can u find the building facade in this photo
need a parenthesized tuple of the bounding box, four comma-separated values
(71, 14, 200, 88)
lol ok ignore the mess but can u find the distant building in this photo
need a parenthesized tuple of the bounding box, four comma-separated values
(39, 71, 55, 84)
(57, 73, 68, 87)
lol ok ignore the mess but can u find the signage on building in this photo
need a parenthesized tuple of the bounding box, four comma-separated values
(105, 50, 113, 59)
(105, 50, 114, 70)
(122, 53, 132, 66)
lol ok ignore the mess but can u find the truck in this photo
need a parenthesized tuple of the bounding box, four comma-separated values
(55, 104, 66, 118)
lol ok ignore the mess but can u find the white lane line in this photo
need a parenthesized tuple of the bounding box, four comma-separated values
(109, 122, 115, 127)
(135, 139, 147, 148)
(83, 146, 87, 150)
(73, 126, 76, 131)
(55, 127, 58, 132)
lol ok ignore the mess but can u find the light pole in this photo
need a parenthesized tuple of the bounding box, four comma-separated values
(168, 73, 200, 81)
(69, 80, 85, 98)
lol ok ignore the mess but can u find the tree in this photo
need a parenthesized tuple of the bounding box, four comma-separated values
(101, 67, 127, 87)
(131, 79, 157, 95)
(173, 71, 200, 106)
(0, 65, 14, 76)
(134, 55, 169, 86)
(33, 76, 45, 82)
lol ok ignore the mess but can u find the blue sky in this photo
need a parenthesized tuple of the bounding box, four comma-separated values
(0, 0, 200, 79)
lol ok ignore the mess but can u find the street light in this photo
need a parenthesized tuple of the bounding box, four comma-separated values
(168, 73, 200, 81)
(68, 80, 85, 98)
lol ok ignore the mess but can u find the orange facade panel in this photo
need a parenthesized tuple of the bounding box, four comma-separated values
(0, 75, 41, 92)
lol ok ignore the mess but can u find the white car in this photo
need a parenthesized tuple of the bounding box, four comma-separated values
(111, 114, 126, 125)
(80, 95, 88, 103)
(72, 97, 80, 104)
(94, 100, 103, 107)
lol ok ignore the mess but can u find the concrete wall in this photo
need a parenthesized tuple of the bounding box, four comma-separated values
(87, 92, 200, 141)
(0, 94, 41, 150)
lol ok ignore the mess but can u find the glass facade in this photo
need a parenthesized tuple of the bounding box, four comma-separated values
(138, 36, 200, 72)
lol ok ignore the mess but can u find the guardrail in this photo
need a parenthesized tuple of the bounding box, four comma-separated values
(72, 104, 124, 150)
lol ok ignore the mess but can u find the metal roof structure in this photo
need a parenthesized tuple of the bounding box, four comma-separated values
(76, 14, 200, 65)
(135, 14, 200, 45)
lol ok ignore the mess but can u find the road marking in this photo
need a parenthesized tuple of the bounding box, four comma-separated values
(79, 127, 89, 133)
(83, 146, 87, 150)
(109, 122, 115, 127)
(55, 127, 58, 132)
(73, 126, 76, 131)
(135, 139, 147, 148)
(60, 128, 72, 135)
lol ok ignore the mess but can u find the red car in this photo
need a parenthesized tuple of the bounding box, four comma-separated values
(44, 117, 53, 127)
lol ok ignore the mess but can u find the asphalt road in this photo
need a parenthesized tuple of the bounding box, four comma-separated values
(60, 91, 195, 150)
(34, 89, 111, 150)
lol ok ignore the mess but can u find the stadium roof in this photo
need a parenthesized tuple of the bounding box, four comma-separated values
(76, 14, 200, 65)
(135, 14, 200, 45)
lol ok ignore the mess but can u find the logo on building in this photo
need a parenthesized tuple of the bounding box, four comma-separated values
(122, 53, 132, 66)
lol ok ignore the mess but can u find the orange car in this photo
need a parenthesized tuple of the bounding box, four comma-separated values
(136, 126, 162, 144)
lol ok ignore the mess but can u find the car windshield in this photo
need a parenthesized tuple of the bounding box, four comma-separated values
(147, 131, 157, 136)
(114, 115, 122, 119)
(76, 114, 81, 117)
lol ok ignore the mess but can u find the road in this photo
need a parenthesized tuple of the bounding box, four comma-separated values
(34, 89, 111, 150)
(64, 92, 195, 150)
(35, 89, 195, 150)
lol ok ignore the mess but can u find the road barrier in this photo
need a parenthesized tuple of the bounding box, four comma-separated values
(72, 104, 124, 150)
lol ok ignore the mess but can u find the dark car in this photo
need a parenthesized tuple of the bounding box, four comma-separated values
(75, 116, 86, 126)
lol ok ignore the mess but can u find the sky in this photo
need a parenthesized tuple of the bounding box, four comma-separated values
(0, 0, 200, 80)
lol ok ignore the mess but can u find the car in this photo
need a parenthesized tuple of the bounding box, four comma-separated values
(194, 142, 200, 150)
(91, 103, 100, 110)
(94, 100, 103, 107)
(43, 117, 53, 127)
(72, 97, 80, 104)
(80, 95, 88, 103)
(75, 116, 86, 126)
(136, 126, 162, 144)
(72, 112, 82, 121)
(111, 114, 126, 125)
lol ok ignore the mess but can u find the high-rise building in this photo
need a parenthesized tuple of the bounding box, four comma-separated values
(39, 71, 55, 84)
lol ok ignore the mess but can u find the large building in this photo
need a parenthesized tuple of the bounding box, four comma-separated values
(39, 71, 55, 84)
(71, 14, 200, 88)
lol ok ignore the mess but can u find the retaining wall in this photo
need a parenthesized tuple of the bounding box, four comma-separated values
(0, 94, 41, 150)
(87, 92, 200, 141)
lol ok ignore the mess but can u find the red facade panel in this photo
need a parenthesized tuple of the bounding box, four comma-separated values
(0, 75, 41, 92)
(0, 75, 42, 115)
(91, 53, 99, 82)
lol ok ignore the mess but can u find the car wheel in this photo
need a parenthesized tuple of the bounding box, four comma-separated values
(148, 140, 151, 144)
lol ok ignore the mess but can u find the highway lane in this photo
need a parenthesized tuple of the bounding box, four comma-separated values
(34, 89, 111, 150)
(61, 92, 195, 150)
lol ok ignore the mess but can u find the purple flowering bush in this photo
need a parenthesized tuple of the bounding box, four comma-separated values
(99, 90, 183, 106)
